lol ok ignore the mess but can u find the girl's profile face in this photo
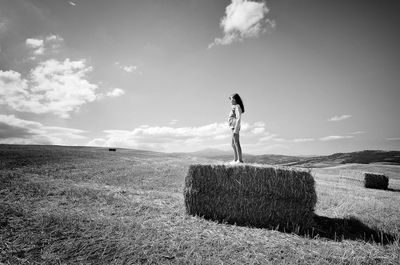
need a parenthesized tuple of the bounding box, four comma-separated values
(229, 96, 236, 105)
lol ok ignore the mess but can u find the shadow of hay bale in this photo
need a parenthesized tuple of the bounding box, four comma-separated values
(194, 211, 398, 245)
(312, 215, 397, 245)
(387, 188, 400, 193)
(184, 164, 317, 234)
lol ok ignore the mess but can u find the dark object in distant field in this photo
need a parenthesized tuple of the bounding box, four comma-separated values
(184, 164, 317, 232)
(339, 170, 389, 190)
(108, 148, 116, 152)
(364, 173, 389, 189)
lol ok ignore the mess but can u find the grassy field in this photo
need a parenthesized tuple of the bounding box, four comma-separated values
(1, 145, 400, 264)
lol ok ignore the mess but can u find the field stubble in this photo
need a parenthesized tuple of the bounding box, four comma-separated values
(1, 145, 400, 264)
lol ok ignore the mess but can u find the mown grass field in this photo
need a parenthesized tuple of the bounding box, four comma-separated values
(1, 145, 400, 264)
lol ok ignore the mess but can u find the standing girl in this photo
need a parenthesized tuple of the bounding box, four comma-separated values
(228, 93, 245, 164)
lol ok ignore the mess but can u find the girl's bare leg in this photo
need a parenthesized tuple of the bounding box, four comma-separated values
(233, 133, 243, 162)
(231, 134, 238, 161)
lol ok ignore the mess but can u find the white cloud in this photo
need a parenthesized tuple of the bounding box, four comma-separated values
(26, 38, 43, 48)
(0, 114, 86, 145)
(69, 1, 76, 6)
(106, 88, 125, 97)
(169, 119, 179, 125)
(0, 59, 98, 118)
(251, 127, 265, 134)
(328, 114, 352, 122)
(26, 38, 44, 55)
(26, 34, 64, 58)
(214, 134, 231, 140)
(115, 62, 143, 75)
(87, 138, 107, 146)
(45, 34, 64, 50)
(272, 137, 315, 143)
(273, 137, 315, 143)
(122, 65, 136, 73)
(87, 121, 276, 152)
(319, 135, 354, 141)
(386, 137, 400, 141)
(293, 138, 315, 143)
(88, 121, 352, 155)
(209, 0, 275, 48)
(347, 131, 365, 135)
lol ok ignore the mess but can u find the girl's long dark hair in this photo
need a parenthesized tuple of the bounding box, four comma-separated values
(232, 93, 245, 113)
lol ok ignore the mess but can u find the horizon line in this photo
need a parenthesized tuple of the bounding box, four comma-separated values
(1, 143, 398, 158)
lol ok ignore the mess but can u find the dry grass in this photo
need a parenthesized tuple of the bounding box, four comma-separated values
(1, 145, 400, 264)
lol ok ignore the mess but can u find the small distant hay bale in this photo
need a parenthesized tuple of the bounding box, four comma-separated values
(184, 164, 317, 232)
(364, 173, 388, 189)
(339, 170, 388, 190)
(108, 148, 116, 152)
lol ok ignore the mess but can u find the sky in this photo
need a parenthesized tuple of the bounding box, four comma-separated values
(0, 0, 399, 156)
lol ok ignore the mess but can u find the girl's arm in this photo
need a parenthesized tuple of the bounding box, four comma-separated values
(233, 105, 242, 134)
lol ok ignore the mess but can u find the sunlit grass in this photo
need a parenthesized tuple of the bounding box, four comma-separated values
(1, 145, 400, 264)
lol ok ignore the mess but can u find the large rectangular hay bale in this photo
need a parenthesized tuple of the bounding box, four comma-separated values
(339, 170, 388, 190)
(184, 164, 317, 232)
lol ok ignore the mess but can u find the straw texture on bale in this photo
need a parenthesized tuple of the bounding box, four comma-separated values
(339, 170, 388, 190)
(184, 164, 317, 232)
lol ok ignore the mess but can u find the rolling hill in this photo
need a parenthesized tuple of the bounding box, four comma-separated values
(181, 149, 400, 167)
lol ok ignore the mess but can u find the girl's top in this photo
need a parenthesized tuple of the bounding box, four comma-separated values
(228, 104, 242, 134)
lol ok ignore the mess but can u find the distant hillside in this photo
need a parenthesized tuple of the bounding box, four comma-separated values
(291, 150, 400, 167)
(184, 149, 400, 168)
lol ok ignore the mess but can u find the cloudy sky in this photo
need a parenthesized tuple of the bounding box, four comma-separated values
(0, 0, 399, 155)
